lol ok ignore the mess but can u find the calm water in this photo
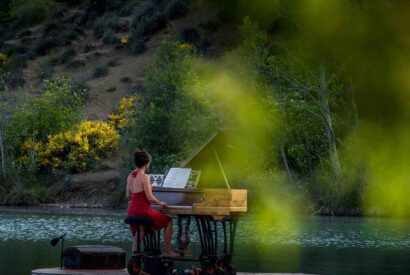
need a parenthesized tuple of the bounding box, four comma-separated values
(1, 207, 410, 275)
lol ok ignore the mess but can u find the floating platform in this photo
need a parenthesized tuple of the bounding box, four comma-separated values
(32, 267, 309, 275)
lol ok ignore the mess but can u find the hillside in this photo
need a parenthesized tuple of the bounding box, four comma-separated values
(0, 0, 240, 207)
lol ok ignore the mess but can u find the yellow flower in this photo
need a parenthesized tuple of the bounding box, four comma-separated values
(120, 36, 129, 45)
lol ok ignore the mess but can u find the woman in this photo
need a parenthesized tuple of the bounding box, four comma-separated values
(126, 151, 179, 257)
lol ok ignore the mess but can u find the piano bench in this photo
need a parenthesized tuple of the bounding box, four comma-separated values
(124, 216, 153, 226)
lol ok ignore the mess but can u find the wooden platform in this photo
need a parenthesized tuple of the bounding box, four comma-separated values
(31, 267, 310, 275)
(32, 267, 310, 275)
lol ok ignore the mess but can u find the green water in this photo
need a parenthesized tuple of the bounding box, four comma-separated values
(0, 207, 409, 275)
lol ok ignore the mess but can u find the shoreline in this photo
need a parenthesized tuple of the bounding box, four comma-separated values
(0, 204, 126, 217)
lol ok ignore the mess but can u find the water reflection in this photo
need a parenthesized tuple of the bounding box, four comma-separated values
(1, 212, 409, 249)
(1, 209, 410, 274)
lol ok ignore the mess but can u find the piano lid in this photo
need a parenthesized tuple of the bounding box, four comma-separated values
(178, 129, 245, 189)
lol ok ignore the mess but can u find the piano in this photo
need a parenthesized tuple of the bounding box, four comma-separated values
(151, 130, 248, 274)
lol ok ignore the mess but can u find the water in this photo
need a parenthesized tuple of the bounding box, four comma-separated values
(1, 207, 410, 275)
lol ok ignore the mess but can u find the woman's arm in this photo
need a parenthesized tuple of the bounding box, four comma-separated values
(141, 175, 166, 205)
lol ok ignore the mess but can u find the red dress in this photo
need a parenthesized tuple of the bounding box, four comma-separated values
(127, 171, 170, 235)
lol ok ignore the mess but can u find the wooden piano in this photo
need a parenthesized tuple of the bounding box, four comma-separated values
(151, 130, 248, 274)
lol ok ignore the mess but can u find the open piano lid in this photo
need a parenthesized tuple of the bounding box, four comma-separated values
(179, 129, 245, 190)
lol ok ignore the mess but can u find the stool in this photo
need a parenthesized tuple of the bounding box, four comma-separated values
(124, 216, 158, 255)
(125, 216, 172, 275)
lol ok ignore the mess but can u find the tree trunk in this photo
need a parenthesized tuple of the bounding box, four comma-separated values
(280, 143, 294, 184)
(0, 128, 5, 178)
(319, 65, 342, 179)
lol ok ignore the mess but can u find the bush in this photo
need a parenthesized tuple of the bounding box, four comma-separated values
(59, 47, 76, 63)
(108, 96, 138, 129)
(83, 42, 95, 53)
(10, 0, 55, 30)
(34, 37, 58, 56)
(93, 65, 108, 78)
(164, 0, 189, 20)
(66, 58, 86, 69)
(39, 65, 54, 79)
(4, 68, 25, 89)
(107, 58, 119, 67)
(37, 120, 120, 172)
(0, 52, 9, 73)
(129, 37, 146, 55)
(102, 29, 119, 45)
(6, 77, 83, 147)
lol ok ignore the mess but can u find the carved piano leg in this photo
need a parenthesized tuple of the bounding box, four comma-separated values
(177, 215, 192, 256)
(194, 215, 237, 275)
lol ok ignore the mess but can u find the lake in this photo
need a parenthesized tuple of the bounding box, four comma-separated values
(1, 207, 409, 275)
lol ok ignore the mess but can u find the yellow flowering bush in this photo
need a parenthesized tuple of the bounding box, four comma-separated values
(108, 96, 138, 129)
(18, 121, 120, 172)
(17, 139, 43, 165)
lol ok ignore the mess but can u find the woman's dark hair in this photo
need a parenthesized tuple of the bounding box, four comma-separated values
(134, 150, 151, 168)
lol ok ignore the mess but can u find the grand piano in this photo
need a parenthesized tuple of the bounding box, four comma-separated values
(126, 130, 248, 275)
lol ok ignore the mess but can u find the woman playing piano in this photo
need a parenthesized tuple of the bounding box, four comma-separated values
(126, 150, 179, 257)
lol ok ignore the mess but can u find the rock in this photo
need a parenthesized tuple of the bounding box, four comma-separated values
(164, 0, 189, 20)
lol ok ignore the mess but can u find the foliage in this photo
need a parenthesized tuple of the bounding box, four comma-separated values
(6, 77, 84, 148)
(108, 96, 139, 129)
(16, 120, 119, 173)
(0, 53, 9, 73)
(37, 121, 119, 172)
(93, 65, 108, 78)
(121, 39, 216, 173)
(10, 0, 55, 30)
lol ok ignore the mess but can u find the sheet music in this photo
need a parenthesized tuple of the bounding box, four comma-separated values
(148, 174, 164, 187)
(162, 168, 192, 188)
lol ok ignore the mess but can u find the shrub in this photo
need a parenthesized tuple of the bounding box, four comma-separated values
(129, 37, 146, 55)
(164, 0, 189, 20)
(0, 53, 9, 73)
(107, 58, 119, 67)
(39, 65, 54, 79)
(34, 37, 58, 56)
(10, 0, 55, 30)
(59, 47, 76, 63)
(93, 65, 108, 78)
(6, 77, 83, 147)
(120, 76, 132, 84)
(4, 68, 24, 89)
(38, 120, 120, 172)
(66, 58, 86, 69)
(83, 42, 95, 53)
(102, 29, 119, 45)
(108, 96, 138, 129)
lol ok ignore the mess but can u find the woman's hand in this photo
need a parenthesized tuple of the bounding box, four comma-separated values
(158, 201, 168, 207)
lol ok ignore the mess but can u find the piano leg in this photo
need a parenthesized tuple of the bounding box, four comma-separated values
(177, 215, 192, 256)
(194, 215, 237, 275)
